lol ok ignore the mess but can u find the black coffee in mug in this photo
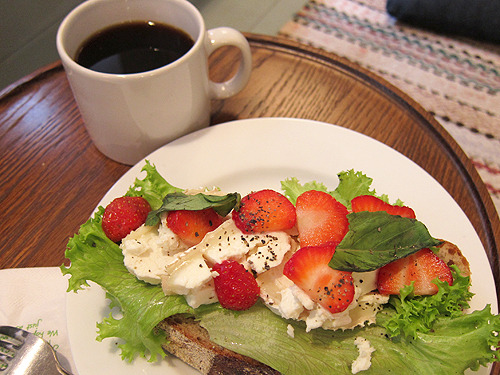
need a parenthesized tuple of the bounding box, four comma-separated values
(75, 21, 194, 74)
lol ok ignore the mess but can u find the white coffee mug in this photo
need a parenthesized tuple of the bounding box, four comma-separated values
(57, 0, 252, 165)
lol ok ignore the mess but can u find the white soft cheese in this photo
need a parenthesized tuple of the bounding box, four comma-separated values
(201, 220, 291, 273)
(278, 286, 305, 320)
(160, 219, 293, 308)
(258, 264, 388, 331)
(351, 337, 375, 374)
(120, 218, 188, 284)
(245, 232, 292, 274)
(184, 281, 218, 308)
(286, 324, 295, 338)
(162, 247, 213, 295)
(198, 220, 255, 264)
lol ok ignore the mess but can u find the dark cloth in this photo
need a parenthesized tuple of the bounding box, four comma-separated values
(386, 0, 500, 44)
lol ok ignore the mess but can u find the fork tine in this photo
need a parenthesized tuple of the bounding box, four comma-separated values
(0, 326, 22, 337)
(0, 326, 27, 343)
(0, 327, 23, 348)
(0, 340, 16, 358)
(0, 326, 22, 361)
(0, 326, 22, 372)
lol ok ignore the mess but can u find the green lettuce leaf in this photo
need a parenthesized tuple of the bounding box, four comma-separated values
(379, 266, 474, 339)
(281, 170, 390, 209)
(330, 211, 442, 272)
(61, 162, 193, 362)
(281, 177, 328, 205)
(330, 169, 377, 208)
(196, 300, 500, 374)
(126, 160, 183, 210)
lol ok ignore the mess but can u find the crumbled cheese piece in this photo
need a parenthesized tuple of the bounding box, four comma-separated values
(278, 287, 304, 320)
(158, 214, 190, 254)
(184, 281, 218, 308)
(305, 305, 337, 332)
(200, 220, 291, 272)
(351, 337, 375, 374)
(290, 285, 315, 310)
(245, 233, 291, 274)
(286, 324, 295, 338)
(120, 221, 187, 284)
(162, 248, 212, 295)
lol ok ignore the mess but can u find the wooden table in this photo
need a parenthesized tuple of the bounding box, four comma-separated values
(1, 33, 499, 287)
(1, 31, 499, 374)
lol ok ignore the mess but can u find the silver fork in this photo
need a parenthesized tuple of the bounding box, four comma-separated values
(0, 326, 72, 374)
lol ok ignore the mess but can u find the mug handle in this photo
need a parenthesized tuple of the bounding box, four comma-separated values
(205, 27, 252, 99)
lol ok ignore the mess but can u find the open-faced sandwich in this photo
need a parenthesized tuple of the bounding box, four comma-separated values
(62, 161, 500, 374)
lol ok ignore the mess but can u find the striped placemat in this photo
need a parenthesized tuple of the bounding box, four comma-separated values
(279, 0, 500, 217)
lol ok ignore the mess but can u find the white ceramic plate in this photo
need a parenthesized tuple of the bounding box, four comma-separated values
(67, 118, 497, 375)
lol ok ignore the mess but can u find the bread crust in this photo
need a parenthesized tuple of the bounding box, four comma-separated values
(436, 240, 471, 277)
(158, 314, 280, 375)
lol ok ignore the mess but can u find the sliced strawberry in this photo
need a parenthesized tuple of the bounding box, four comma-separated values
(232, 189, 296, 234)
(102, 196, 151, 242)
(213, 260, 260, 310)
(167, 208, 224, 246)
(377, 248, 453, 295)
(351, 195, 416, 219)
(283, 245, 355, 314)
(295, 190, 349, 247)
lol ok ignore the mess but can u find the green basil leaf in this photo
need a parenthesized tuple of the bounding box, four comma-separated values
(145, 192, 241, 226)
(330, 211, 442, 272)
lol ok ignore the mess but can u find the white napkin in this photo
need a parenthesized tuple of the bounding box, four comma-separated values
(0, 267, 77, 374)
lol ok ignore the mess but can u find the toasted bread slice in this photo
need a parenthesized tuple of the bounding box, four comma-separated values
(436, 240, 471, 277)
(158, 314, 280, 375)
(158, 240, 470, 374)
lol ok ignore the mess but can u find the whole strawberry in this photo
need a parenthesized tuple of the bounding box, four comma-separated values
(102, 196, 151, 242)
(213, 260, 260, 311)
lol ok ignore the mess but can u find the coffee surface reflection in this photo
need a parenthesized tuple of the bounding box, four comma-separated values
(75, 21, 194, 74)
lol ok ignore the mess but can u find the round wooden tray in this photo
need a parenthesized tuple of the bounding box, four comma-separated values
(1, 32, 498, 288)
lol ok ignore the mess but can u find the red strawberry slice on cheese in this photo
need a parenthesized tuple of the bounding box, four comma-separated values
(232, 189, 296, 234)
(377, 248, 453, 295)
(296, 190, 349, 247)
(283, 245, 355, 314)
(167, 208, 224, 246)
(351, 195, 416, 219)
